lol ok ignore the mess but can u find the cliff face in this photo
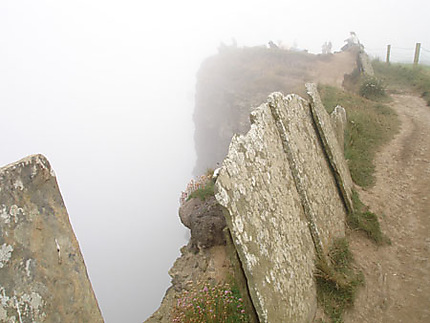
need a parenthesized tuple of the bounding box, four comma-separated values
(0, 155, 103, 322)
(148, 46, 363, 322)
(193, 47, 358, 176)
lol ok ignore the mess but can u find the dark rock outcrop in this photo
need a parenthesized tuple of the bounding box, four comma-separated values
(0, 155, 104, 322)
(179, 196, 226, 249)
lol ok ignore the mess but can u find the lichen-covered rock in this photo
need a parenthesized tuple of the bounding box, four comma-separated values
(306, 83, 354, 214)
(269, 93, 347, 256)
(215, 90, 351, 322)
(0, 155, 104, 322)
(215, 98, 317, 323)
(330, 105, 347, 152)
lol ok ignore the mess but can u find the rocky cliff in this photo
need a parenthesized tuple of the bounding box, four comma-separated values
(147, 85, 353, 322)
(148, 45, 365, 322)
(0, 155, 103, 322)
(193, 47, 358, 176)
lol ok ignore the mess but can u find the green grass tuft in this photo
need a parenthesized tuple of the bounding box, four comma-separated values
(187, 180, 215, 202)
(315, 238, 364, 323)
(348, 190, 390, 245)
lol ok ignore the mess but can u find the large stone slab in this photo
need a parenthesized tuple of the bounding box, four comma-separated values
(268, 93, 346, 256)
(0, 155, 104, 322)
(215, 101, 317, 323)
(306, 83, 354, 214)
(215, 91, 351, 322)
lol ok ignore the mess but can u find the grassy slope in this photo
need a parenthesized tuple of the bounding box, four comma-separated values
(373, 60, 430, 105)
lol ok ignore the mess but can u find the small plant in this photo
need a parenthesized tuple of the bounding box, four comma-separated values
(187, 180, 215, 202)
(348, 190, 390, 245)
(171, 282, 248, 323)
(315, 238, 364, 323)
(181, 169, 215, 204)
(359, 76, 386, 100)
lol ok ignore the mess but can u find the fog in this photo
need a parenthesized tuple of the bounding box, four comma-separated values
(1, 1, 429, 322)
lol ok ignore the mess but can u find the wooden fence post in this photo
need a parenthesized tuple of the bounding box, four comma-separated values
(386, 44, 391, 63)
(414, 43, 421, 65)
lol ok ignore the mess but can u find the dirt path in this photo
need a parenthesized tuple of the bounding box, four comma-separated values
(345, 94, 430, 322)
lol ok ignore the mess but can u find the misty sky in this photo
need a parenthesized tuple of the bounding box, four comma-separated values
(1, 1, 429, 322)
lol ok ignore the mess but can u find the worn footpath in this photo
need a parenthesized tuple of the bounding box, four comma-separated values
(345, 94, 430, 322)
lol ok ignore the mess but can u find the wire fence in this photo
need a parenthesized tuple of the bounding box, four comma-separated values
(366, 44, 430, 66)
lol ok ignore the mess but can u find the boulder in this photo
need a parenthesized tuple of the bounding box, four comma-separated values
(179, 196, 226, 249)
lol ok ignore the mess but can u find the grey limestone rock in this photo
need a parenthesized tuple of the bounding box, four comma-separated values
(216, 89, 352, 322)
(215, 96, 318, 323)
(330, 105, 347, 153)
(306, 83, 354, 214)
(0, 155, 104, 322)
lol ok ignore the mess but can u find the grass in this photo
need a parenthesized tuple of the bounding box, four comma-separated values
(171, 282, 249, 323)
(187, 180, 215, 202)
(348, 190, 390, 245)
(315, 238, 364, 323)
(319, 84, 392, 244)
(319, 85, 400, 187)
(373, 60, 430, 105)
(187, 170, 215, 202)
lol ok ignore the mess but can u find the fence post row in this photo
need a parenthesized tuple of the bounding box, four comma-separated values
(385, 43, 423, 65)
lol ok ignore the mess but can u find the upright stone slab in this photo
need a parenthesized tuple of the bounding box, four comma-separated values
(216, 102, 317, 323)
(358, 50, 375, 76)
(0, 155, 104, 322)
(330, 105, 347, 153)
(268, 93, 346, 255)
(306, 83, 354, 214)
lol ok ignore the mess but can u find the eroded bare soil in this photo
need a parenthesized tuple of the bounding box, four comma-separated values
(345, 94, 430, 322)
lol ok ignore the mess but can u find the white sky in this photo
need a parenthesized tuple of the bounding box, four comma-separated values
(1, 1, 429, 322)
